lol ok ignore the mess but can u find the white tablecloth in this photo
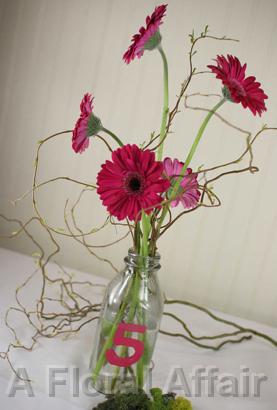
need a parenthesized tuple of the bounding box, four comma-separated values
(0, 247, 276, 409)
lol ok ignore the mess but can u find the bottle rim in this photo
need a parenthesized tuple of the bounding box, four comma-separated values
(124, 248, 161, 270)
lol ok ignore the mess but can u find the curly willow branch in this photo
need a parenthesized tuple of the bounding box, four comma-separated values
(160, 299, 277, 349)
(0, 213, 105, 379)
(31, 130, 121, 271)
(0, 123, 134, 379)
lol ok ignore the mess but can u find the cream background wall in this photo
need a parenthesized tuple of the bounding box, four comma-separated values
(0, 0, 277, 326)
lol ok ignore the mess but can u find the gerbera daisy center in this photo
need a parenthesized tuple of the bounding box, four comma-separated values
(124, 172, 145, 195)
(228, 79, 246, 97)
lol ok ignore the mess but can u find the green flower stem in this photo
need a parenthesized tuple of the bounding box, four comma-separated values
(157, 46, 169, 161)
(141, 212, 151, 257)
(134, 222, 141, 253)
(110, 267, 142, 391)
(120, 234, 149, 388)
(156, 98, 226, 236)
(92, 277, 134, 384)
(136, 303, 147, 389)
(92, 301, 126, 384)
(102, 127, 124, 147)
(125, 269, 142, 387)
(172, 98, 226, 197)
(110, 217, 150, 390)
(110, 348, 127, 391)
(135, 217, 151, 387)
(94, 219, 150, 390)
(110, 271, 141, 391)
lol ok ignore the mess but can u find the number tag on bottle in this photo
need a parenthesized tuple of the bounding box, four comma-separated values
(106, 322, 146, 367)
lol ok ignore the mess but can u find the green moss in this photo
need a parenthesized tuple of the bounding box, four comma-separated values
(92, 388, 192, 410)
(168, 397, 192, 410)
(92, 390, 150, 410)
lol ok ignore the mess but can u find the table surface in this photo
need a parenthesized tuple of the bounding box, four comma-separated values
(0, 247, 276, 410)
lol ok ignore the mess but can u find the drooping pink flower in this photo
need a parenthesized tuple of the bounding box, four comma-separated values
(123, 4, 167, 64)
(97, 145, 170, 221)
(208, 55, 268, 116)
(163, 158, 200, 209)
(72, 93, 94, 153)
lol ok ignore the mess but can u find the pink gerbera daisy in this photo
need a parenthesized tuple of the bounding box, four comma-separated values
(97, 145, 170, 221)
(123, 4, 167, 64)
(72, 93, 93, 153)
(72, 93, 102, 153)
(163, 158, 200, 209)
(208, 55, 268, 116)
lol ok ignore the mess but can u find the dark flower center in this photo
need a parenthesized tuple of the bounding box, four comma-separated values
(228, 79, 246, 97)
(124, 172, 145, 195)
(129, 177, 141, 191)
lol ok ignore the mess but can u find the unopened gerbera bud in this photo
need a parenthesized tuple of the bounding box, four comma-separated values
(87, 113, 103, 137)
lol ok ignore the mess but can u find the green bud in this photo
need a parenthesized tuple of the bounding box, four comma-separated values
(144, 30, 162, 51)
(87, 113, 102, 137)
(222, 86, 233, 102)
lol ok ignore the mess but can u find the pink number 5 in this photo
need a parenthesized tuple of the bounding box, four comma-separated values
(106, 322, 146, 367)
